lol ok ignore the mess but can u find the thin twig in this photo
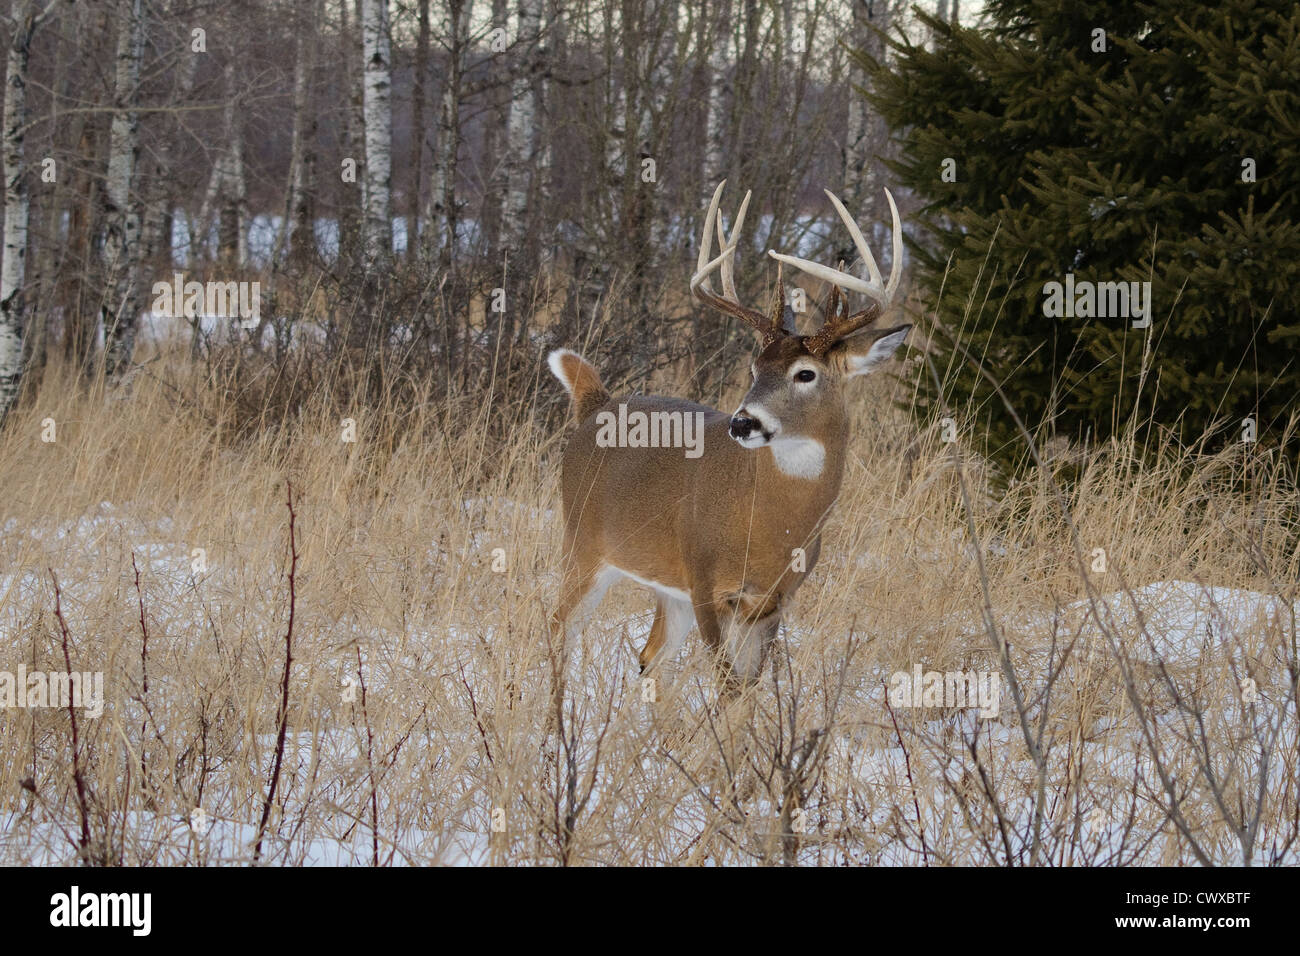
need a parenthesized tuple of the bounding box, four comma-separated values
(882, 677, 929, 865)
(49, 569, 91, 857)
(254, 480, 299, 863)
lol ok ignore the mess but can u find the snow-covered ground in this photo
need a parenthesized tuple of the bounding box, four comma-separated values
(1, 501, 1294, 865)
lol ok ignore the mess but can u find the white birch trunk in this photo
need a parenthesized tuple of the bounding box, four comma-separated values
(283, 0, 318, 265)
(502, 0, 541, 248)
(842, 0, 893, 216)
(425, 0, 471, 262)
(196, 63, 247, 268)
(780, 0, 794, 64)
(426, 81, 452, 247)
(230, 92, 249, 268)
(332, 0, 361, 260)
(0, 1, 40, 417)
(703, 0, 731, 190)
(843, 91, 868, 207)
(103, 0, 144, 376)
(407, 0, 429, 259)
(361, 0, 392, 263)
(483, 0, 509, 252)
(607, 85, 627, 180)
(196, 150, 224, 260)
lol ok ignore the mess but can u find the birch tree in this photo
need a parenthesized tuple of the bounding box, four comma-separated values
(426, 0, 472, 265)
(258, 0, 320, 349)
(640, 0, 683, 258)
(102, 0, 145, 377)
(57, 0, 110, 370)
(24, 0, 73, 376)
(337, 0, 364, 263)
(842, 0, 895, 219)
(613, 0, 644, 271)
(361, 0, 392, 264)
(286, 0, 319, 267)
(0, 0, 54, 418)
(501, 0, 541, 249)
(482, 0, 510, 254)
(702, 0, 731, 192)
(537, 0, 563, 229)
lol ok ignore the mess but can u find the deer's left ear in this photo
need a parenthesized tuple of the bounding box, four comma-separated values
(828, 324, 911, 378)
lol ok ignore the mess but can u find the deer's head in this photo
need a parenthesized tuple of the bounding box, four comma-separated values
(690, 182, 911, 470)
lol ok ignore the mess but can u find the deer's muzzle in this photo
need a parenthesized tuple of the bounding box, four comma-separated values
(729, 409, 774, 447)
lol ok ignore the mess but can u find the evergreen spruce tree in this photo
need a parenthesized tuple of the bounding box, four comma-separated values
(859, 0, 1300, 469)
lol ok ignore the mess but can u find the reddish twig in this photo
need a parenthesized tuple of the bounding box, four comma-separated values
(255, 480, 299, 862)
(49, 569, 91, 857)
(131, 551, 150, 789)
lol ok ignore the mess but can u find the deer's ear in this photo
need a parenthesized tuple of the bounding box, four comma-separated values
(829, 324, 911, 378)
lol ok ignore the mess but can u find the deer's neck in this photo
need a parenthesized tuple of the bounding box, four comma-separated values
(753, 420, 849, 525)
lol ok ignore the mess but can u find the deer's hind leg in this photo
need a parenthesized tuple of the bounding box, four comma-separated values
(545, 556, 617, 735)
(550, 558, 617, 660)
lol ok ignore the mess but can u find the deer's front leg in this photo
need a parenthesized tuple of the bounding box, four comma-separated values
(696, 587, 780, 694)
(722, 598, 781, 689)
(692, 586, 724, 654)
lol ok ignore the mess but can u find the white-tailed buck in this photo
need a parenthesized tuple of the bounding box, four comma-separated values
(548, 181, 910, 690)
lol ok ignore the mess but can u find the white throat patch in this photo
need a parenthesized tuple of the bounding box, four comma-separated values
(768, 436, 825, 479)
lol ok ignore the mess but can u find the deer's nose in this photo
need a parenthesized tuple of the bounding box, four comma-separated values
(729, 413, 761, 440)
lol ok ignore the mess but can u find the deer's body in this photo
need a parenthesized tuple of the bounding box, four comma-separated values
(551, 358, 846, 678)
(548, 181, 910, 688)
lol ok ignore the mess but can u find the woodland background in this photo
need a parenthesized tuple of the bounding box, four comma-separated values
(0, 1, 1297, 867)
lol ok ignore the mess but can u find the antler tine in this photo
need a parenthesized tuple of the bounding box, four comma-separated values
(770, 260, 786, 331)
(884, 187, 903, 299)
(815, 279, 841, 327)
(715, 188, 751, 304)
(690, 181, 732, 294)
(690, 181, 738, 295)
(690, 182, 781, 344)
(693, 180, 724, 280)
(767, 187, 903, 355)
(825, 189, 883, 292)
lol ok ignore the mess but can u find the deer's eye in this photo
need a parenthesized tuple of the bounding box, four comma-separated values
(794, 369, 816, 383)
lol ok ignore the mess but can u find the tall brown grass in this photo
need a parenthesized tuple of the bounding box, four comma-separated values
(0, 315, 1296, 865)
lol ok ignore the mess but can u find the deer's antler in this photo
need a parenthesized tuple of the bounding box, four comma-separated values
(691, 181, 785, 347)
(768, 188, 902, 356)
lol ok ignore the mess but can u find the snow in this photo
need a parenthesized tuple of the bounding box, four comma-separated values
(1, 501, 1294, 865)
(1078, 579, 1292, 666)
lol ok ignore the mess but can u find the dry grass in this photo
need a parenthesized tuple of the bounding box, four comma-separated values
(0, 330, 1297, 866)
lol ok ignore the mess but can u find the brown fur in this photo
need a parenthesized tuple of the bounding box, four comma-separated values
(547, 325, 909, 689)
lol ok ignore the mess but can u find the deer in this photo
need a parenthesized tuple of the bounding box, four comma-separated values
(546, 181, 910, 693)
